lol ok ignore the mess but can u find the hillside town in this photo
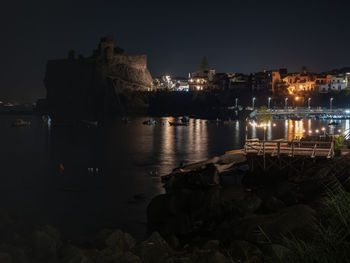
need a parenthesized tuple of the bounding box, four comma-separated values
(152, 57, 350, 98)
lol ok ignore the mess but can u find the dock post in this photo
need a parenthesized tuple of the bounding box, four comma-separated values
(263, 141, 266, 170)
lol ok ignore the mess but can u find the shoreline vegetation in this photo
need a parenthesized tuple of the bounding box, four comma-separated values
(2, 150, 350, 262)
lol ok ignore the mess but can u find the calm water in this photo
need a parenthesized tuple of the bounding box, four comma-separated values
(0, 115, 346, 240)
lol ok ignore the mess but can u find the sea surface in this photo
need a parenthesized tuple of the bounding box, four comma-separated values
(0, 115, 347, 241)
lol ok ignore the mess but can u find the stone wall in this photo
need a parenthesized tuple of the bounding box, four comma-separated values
(113, 54, 147, 70)
(44, 37, 152, 120)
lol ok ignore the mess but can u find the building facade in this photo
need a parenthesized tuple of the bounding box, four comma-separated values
(319, 74, 350, 93)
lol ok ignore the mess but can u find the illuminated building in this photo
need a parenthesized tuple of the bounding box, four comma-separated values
(272, 69, 331, 96)
(319, 73, 350, 93)
(188, 69, 215, 91)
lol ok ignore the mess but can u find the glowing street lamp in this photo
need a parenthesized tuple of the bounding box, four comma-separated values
(268, 97, 271, 109)
(330, 97, 334, 111)
(252, 97, 256, 110)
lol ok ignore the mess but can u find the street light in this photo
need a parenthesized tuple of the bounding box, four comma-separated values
(330, 98, 334, 111)
(285, 98, 288, 109)
(235, 98, 238, 108)
(268, 97, 271, 109)
(252, 97, 256, 110)
(308, 98, 311, 109)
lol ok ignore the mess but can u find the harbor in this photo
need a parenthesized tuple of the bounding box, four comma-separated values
(257, 107, 350, 120)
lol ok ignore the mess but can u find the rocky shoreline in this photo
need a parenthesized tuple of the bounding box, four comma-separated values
(2, 152, 350, 262)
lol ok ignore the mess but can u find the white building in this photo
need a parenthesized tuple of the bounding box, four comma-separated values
(319, 74, 349, 93)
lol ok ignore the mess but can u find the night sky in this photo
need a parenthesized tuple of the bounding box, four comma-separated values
(1, 0, 350, 102)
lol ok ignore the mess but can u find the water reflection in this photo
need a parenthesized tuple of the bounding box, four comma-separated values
(251, 122, 257, 139)
(247, 119, 335, 141)
(267, 121, 272, 140)
(1, 115, 349, 242)
(235, 121, 240, 143)
(345, 120, 349, 134)
(284, 120, 288, 139)
(159, 117, 209, 175)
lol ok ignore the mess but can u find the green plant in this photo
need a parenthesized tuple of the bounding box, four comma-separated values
(257, 106, 273, 124)
(266, 179, 350, 263)
(334, 135, 346, 150)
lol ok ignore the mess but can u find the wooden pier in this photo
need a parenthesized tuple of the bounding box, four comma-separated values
(244, 138, 334, 174)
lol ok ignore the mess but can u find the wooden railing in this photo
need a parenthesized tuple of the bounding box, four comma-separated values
(245, 139, 334, 159)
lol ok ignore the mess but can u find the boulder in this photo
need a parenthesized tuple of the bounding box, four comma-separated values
(134, 232, 173, 263)
(191, 249, 230, 263)
(0, 252, 12, 263)
(105, 229, 136, 251)
(32, 229, 60, 260)
(230, 204, 316, 244)
(148, 184, 222, 236)
(0, 244, 27, 263)
(95, 229, 114, 249)
(96, 247, 123, 263)
(115, 251, 142, 263)
(274, 182, 302, 206)
(202, 240, 220, 250)
(167, 235, 180, 249)
(165, 164, 220, 193)
(227, 240, 262, 263)
(262, 244, 290, 262)
(261, 196, 286, 212)
(241, 193, 262, 213)
(59, 244, 93, 263)
(221, 194, 262, 219)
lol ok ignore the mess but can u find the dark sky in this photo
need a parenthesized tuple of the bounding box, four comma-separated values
(1, 0, 350, 102)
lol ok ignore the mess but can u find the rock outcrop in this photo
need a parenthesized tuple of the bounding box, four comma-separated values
(45, 36, 152, 120)
(146, 152, 350, 262)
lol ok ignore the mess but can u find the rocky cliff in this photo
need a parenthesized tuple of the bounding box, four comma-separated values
(44, 36, 152, 120)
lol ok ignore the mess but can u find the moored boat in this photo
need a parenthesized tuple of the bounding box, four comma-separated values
(181, 116, 190, 123)
(169, 121, 188, 126)
(12, 119, 31, 127)
(81, 120, 98, 127)
(143, 119, 156, 125)
(328, 121, 339, 126)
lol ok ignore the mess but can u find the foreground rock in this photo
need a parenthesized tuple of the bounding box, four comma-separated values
(148, 164, 223, 238)
(147, 153, 350, 262)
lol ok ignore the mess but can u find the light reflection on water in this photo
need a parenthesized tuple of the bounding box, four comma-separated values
(0, 115, 347, 241)
(247, 119, 344, 141)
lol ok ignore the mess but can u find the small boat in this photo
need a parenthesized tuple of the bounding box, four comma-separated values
(12, 119, 31, 127)
(81, 120, 98, 127)
(149, 169, 159, 177)
(290, 116, 302, 120)
(143, 119, 156, 125)
(169, 121, 188, 126)
(328, 122, 339, 126)
(181, 116, 190, 123)
(41, 115, 51, 124)
(122, 117, 129, 123)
